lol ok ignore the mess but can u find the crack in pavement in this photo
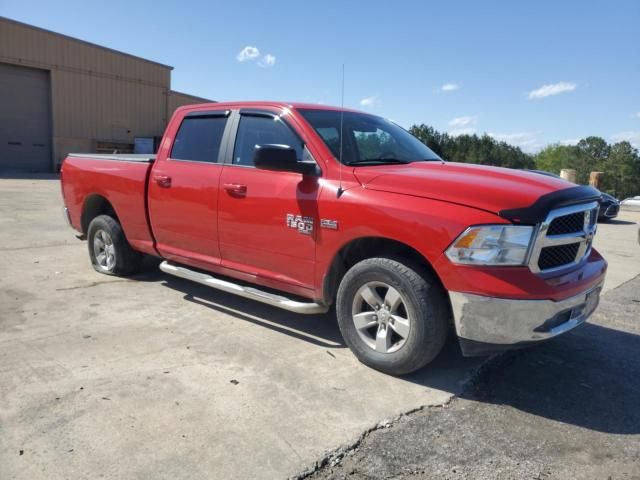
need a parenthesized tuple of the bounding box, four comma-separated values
(0, 242, 77, 252)
(291, 399, 458, 479)
(55, 279, 131, 291)
(291, 351, 522, 480)
(293, 276, 640, 480)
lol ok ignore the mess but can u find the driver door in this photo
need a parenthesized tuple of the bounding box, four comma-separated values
(217, 109, 320, 292)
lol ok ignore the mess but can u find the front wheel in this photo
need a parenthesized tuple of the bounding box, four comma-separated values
(336, 257, 448, 375)
(87, 215, 141, 276)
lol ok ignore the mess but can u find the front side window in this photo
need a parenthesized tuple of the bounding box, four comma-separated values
(298, 109, 441, 165)
(233, 115, 304, 166)
(170, 115, 227, 163)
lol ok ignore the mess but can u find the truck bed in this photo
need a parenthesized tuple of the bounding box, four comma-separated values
(61, 153, 157, 255)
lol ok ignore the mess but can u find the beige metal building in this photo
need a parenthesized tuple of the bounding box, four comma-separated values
(0, 16, 212, 172)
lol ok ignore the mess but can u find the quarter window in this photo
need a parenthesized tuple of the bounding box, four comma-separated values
(170, 115, 227, 163)
(233, 115, 303, 166)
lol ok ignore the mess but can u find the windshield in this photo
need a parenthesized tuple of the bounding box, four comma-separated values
(298, 109, 441, 165)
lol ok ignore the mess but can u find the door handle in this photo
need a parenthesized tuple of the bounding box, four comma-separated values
(154, 175, 172, 188)
(223, 183, 247, 196)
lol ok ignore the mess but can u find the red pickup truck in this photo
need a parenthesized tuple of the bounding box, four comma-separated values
(61, 102, 607, 375)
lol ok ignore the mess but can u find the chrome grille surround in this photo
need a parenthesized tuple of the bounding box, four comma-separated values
(528, 201, 599, 274)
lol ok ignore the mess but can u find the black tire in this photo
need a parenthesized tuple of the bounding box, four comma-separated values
(336, 257, 448, 375)
(87, 214, 141, 276)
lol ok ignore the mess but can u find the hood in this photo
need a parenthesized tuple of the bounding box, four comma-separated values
(353, 161, 580, 216)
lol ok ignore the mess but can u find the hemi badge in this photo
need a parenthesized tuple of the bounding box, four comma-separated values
(320, 219, 339, 230)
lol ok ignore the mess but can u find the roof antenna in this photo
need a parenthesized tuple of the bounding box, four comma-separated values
(337, 64, 345, 198)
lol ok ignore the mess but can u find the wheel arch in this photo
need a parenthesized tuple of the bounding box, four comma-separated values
(81, 194, 119, 235)
(322, 236, 445, 306)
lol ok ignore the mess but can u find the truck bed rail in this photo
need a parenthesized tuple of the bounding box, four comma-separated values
(67, 153, 155, 163)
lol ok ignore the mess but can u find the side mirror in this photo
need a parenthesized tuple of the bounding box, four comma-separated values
(253, 144, 319, 176)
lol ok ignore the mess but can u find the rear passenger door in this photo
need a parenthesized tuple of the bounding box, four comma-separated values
(148, 110, 231, 268)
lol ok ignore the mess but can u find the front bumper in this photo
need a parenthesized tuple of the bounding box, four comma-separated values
(599, 203, 620, 219)
(450, 281, 603, 356)
(63, 207, 72, 227)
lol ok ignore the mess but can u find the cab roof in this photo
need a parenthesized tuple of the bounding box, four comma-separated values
(180, 101, 365, 114)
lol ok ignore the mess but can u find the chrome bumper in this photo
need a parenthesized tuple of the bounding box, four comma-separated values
(449, 282, 603, 356)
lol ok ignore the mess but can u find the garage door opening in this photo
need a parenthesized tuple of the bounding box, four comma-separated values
(0, 62, 52, 173)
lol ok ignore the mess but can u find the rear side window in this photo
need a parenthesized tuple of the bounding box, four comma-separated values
(233, 115, 303, 166)
(170, 115, 227, 163)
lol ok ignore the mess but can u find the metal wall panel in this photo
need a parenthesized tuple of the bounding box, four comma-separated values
(168, 91, 214, 116)
(0, 17, 212, 171)
(0, 62, 51, 172)
(0, 17, 171, 86)
(0, 17, 172, 170)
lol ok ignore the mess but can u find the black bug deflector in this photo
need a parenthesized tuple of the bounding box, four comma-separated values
(500, 185, 601, 225)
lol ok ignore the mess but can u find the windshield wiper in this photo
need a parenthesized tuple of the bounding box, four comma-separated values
(347, 158, 412, 166)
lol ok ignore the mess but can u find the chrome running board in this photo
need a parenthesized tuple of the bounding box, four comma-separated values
(159, 261, 329, 315)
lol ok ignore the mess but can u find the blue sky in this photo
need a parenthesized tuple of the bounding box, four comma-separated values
(3, 0, 639, 152)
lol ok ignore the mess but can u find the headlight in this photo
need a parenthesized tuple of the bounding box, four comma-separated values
(445, 225, 534, 266)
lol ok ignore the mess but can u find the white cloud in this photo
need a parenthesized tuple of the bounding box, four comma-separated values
(610, 131, 640, 147)
(440, 83, 460, 92)
(359, 95, 378, 107)
(633, 112, 640, 119)
(489, 132, 535, 143)
(449, 128, 475, 137)
(237, 47, 277, 67)
(560, 138, 581, 146)
(489, 131, 541, 152)
(528, 82, 576, 99)
(448, 115, 477, 128)
(237, 46, 260, 62)
(258, 53, 276, 67)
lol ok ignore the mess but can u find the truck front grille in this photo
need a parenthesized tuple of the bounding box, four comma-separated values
(538, 243, 581, 270)
(547, 212, 586, 235)
(529, 202, 599, 273)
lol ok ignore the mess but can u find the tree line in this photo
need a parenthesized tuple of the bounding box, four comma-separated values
(409, 124, 640, 199)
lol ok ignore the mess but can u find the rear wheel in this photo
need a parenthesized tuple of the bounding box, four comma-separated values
(336, 257, 448, 375)
(87, 215, 141, 276)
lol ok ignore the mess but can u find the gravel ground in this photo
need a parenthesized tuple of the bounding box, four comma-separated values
(302, 275, 640, 480)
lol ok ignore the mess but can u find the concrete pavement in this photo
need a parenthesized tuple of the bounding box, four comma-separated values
(0, 177, 638, 479)
(1, 178, 478, 480)
(593, 210, 640, 293)
(306, 275, 640, 480)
